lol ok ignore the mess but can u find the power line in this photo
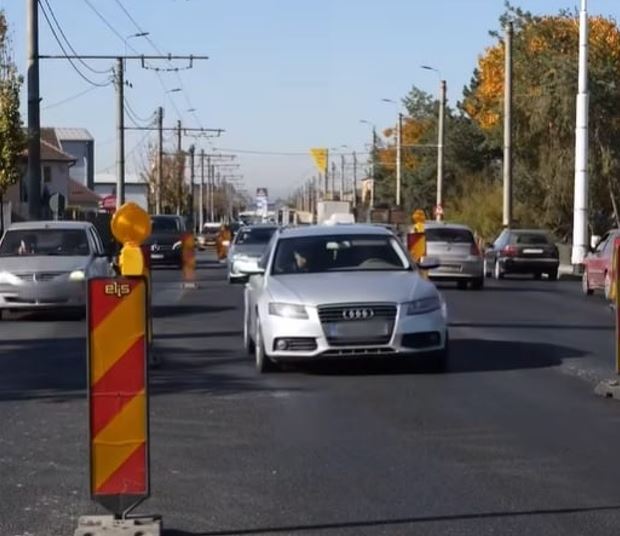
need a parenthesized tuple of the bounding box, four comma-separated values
(40, 0, 111, 75)
(124, 97, 156, 124)
(42, 85, 100, 110)
(96, 129, 151, 173)
(113, 0, 202, 127)
(39, 1, 111, 87)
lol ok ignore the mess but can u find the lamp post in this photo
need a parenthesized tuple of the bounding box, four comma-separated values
(422, 65, 446, 221)
(381, 99, 402, 207)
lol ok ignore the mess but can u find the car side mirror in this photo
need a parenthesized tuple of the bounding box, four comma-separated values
(417, 256, 440, 270)
(239, 266, 265, 276)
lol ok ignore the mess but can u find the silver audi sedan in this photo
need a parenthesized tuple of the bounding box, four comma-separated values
(242, 224, 448, 373)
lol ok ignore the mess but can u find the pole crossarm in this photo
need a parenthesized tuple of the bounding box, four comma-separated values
(38, 54, 209, 60)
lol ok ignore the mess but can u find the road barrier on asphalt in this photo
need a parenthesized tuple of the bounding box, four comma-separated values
(87, 276, 150, 516)
(407, 209, 427, 264)
(182, 232, 197, 288)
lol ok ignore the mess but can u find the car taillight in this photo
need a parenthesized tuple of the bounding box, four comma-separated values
(470, 242, 481, 257)
(502, 245, 518, 257)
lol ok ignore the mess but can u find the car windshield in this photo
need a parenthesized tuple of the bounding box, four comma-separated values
(151, 217, 180, 233)
(511, 232, 551, 245)
(0, 229, 91, 257)
(235, 228, 277, 245)
(272, 234, 410, 274)
(426, 227, 474, 243)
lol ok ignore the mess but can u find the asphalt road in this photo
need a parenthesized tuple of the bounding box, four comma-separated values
(1, 253, 620, 536)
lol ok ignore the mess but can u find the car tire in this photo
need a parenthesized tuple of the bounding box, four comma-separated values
(471, 277, 484, 290)
(582, 270, 594, 296)
(456, 280, 468, 290)
(483, 259, 492, 278)
(244, 307, 256, 355)
(255, 317, 279, 373)
(547, 269, 558, 281)
(533, 272, 542, 280)
(604, 272, 613, 301)
(493, 260, 504, 280)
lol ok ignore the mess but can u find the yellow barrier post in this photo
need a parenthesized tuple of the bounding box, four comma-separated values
(407, 209, 427, 269)
(182, 232, 197, 289)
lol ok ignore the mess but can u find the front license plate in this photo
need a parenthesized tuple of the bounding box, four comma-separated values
(327, 320, 390, 339)
(151, 253, 164, 260)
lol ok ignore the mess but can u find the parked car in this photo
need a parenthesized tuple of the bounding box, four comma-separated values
(425, 223, 484, 289)
(0, 221, 113, 316)
(582, 229, 620, 298)
(484, 229, 559, 280)
(242, 224, 448, 373)
(227, 224, 278, 283)
(197, 222, 220, 250)
(144, 215, 187, 268)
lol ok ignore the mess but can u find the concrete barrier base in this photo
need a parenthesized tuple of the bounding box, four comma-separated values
(74, 515, 161, 536)
(594, 379, 620, 400)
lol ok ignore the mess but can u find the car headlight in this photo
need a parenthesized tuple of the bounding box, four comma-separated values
(172, 241, 182, 250)
(222, 240, 230, 247)
(405, 296, 441, 315)
(0, 271, 22, 285)
(268, 302, 308, 319)
(69, 269, 86, 281)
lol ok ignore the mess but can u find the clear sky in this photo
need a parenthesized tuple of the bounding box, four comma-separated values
(2, 0, 619, 200)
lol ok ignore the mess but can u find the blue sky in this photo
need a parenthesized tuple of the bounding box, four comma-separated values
(2, 0, 619, 199)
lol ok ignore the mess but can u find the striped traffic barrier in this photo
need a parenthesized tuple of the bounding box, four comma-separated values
(87, 276, 149, 516)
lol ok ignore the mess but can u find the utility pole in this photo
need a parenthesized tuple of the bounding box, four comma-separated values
(209, 163, 215, 221)
(189, 144, 195, 231)
(353, 151, 358, 209)
(396, 112, 403, 207)
(156, 106, 163, 214)
(116, 58, 125, 210)
(572, 0, 589, 268)
(340, 154, 345, 201)
(27, 0, 41, 220)
(503, 22, 513, 228)
(331, 161, 337, 199)
(436, 80, 446, 221)
(176, 120, 182, 215)
(199, 148, 205, 231)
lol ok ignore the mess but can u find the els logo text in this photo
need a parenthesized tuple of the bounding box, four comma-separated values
(104, 281, 132, 298)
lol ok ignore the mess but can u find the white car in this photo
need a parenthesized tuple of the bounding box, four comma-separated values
(242, 224, 448, 373)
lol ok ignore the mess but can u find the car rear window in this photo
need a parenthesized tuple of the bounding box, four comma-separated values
(511, 233, 550, 245)
(426, 228, 474, 243)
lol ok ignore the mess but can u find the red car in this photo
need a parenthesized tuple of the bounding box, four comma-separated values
(582, 229, 620, 298)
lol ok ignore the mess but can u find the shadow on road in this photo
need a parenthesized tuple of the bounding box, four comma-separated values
(450, 321, 613, 331)
(155, 330, 243, 340)
(163, 504, 620, 535)
(298, 338, 584, 376)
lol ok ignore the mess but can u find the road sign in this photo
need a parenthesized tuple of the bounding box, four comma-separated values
(88, 277, 149, 516)
(256, 188, 269, 218)
(310, 148, 328, 174)
(49, 192, 65, 216)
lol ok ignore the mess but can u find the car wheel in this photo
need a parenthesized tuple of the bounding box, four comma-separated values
(533, 272, 542, 280)
(471, 277, 484, 290)
(547, 269, 558, 281)
(604, 272, 613, 301)
(457, 280, 468, 290)
(582, 270, 594, 296)
(255, 317, 279, 373)
(493, 260, 504, 280)
(483, 259, 492, 278)
(244, 306, 255, 355)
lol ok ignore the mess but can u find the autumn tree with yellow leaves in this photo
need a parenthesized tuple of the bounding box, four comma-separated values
(461, 3, 620, 238)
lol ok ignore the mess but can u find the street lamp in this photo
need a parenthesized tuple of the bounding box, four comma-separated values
(421, 65, 447, 221)
(381, 98, 403, 207)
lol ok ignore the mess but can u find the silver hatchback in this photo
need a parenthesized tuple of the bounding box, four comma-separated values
(425, 223, 484, 289)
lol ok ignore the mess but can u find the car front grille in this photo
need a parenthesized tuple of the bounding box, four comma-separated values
(318, 303, 397, 346)
(16, 272, 65, 282)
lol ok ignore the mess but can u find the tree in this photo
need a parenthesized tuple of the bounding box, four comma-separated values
(141, 144, 189, 214)
(0, 11, 25, 230)
(462, 3, 620, 238)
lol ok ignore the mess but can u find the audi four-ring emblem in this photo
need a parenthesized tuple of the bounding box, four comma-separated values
(342, 308, 374, 320)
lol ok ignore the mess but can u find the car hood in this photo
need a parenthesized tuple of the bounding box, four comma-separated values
(266, 271, 435, 306)
(230, 244, 265, 257)
(0, 255, 91, 274)
(145, 233, 181, 246)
